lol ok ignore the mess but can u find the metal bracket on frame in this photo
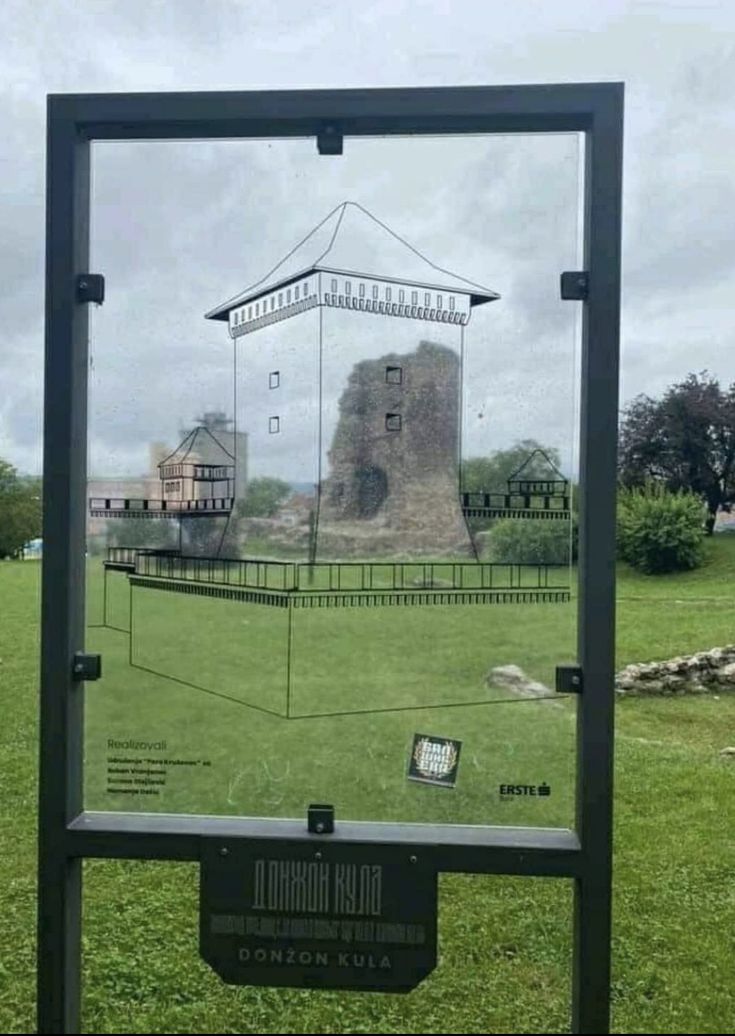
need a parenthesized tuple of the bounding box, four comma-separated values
(317, 124, 343, 155)
(560, 271, 589, 300)
(76, 273, 105, 305)
(307, 803, 335, 834)
(555, 665, 583, 694)
(71, 652, 102, 681)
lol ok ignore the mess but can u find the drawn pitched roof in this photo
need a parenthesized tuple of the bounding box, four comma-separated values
(159, 426, 235, 469)
(508, 449, 566, 483)
(206, 201, 499, 320)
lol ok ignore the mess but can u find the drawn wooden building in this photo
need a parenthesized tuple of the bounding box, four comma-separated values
(89, 423, 235, 519)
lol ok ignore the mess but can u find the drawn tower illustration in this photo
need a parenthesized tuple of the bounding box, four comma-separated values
(205, 201, 500, 560)
(88, 201, 573, 723)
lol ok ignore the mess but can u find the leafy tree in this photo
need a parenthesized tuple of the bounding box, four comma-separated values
(0, 460, 42, 558)
(619, 372, 735, 534)
(238, 477, 291, 518)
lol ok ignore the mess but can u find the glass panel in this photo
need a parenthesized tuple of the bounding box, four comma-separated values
(85, 132, 582, 827)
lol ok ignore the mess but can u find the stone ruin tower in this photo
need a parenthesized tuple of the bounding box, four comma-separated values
(318, 341, 469, 557)
(206, 201, 499, 561)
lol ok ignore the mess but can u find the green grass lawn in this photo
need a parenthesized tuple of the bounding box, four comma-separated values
(85, 566, 576, 826)
(1, 539, 734, 1033)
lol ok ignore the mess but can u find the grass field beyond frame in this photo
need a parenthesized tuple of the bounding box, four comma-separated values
(1, 538, 734, 1033)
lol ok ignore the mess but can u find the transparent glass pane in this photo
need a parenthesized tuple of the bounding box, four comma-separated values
(86, 133, 581, 827)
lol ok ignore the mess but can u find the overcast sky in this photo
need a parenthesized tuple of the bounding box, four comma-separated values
(1, 0, 734, 477)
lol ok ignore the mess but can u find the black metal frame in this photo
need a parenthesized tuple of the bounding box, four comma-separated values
(39, 83, 623, 1034)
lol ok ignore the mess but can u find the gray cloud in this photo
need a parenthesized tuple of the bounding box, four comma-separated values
(1, 0, 734, 478)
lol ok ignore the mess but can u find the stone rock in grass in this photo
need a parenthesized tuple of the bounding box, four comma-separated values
(487, 664, 550, 698)
(487, 664, 525, 688)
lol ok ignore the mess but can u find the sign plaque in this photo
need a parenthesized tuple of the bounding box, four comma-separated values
(200, 841, 437, 992)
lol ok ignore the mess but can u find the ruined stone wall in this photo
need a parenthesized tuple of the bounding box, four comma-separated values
(615, 646, 735, 696)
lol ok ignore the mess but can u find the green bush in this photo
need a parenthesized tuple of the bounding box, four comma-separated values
(617, 485, 705, 574)
(484, 518, 575, 565)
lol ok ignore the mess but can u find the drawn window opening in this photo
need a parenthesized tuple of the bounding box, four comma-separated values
(269, 416, 280, 434)
(269, 371, 280, 389)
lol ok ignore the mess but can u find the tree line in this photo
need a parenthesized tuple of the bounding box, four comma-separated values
(0, 461, 41, 558)
(618, 371, 735, 534)
(2, 371, 732, 559)
(466, 370, 735, 537)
